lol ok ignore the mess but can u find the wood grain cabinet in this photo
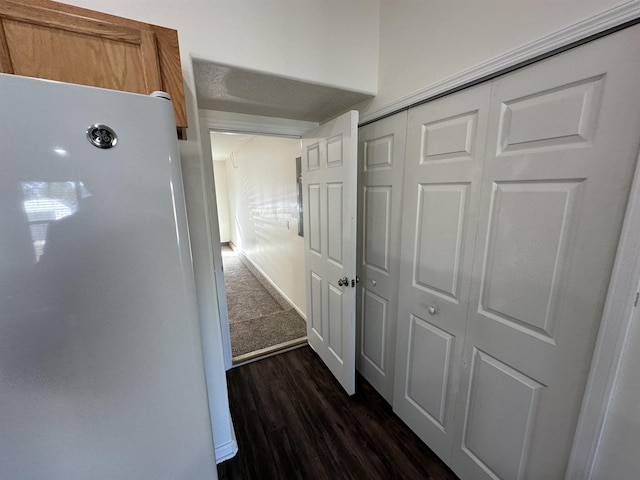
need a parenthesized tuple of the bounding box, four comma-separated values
(0, 0, 187, 138)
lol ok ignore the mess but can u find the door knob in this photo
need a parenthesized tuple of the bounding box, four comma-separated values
(337, 277, 348, 287)
(427, 305, 438, 315)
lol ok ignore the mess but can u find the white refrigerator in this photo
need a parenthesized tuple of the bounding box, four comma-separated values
(0, 74, 218, 479)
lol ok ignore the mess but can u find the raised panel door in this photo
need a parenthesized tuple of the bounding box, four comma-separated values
(302, 111, 358, 395)
(451, 25, 640, 480)
(356, 111, 407, 403)
(393, 83, 491, 461)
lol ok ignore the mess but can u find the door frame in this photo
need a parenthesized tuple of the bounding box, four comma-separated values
(198, 109, 318, 369)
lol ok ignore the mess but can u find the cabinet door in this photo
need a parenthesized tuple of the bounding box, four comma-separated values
(392, 83, 491, 462)
(0, 0, 186, 133)
(356, 111, 407, 403)
(451, 25, 640, 480)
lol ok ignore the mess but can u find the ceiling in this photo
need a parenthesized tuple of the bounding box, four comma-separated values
(193, 59, 373, 123)
(209, 132, 255, 162)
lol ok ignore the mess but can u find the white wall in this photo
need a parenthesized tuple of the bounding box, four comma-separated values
(225, 136, 307, 316)
(227, 160, 241, 250)
(61, 0, 379, 95)
(187, 0, 379, 93)
(213, 161, 231, 243)
(361, 0, 630, 116)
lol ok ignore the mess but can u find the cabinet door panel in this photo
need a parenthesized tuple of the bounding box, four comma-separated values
(3, 20, 159, 93)
(0, 2, 161, 93)
(0, 0, 185, 132)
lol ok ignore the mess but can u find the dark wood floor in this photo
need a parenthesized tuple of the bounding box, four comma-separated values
(218, 346, 458, 480)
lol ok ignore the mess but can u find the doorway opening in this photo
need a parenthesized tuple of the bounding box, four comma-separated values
(209, 131, 307, 364)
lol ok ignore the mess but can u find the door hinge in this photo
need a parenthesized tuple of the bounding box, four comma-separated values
(634, 291, 639, 308)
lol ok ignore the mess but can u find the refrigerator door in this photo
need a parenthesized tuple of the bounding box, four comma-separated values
(0, 74, 217, 479)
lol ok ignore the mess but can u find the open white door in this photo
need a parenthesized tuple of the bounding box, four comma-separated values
(302, 110, 358, 395)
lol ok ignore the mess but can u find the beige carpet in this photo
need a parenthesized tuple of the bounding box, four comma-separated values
(222, 247, 307, 359)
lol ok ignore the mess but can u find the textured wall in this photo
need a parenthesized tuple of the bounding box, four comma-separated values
(225, 136, 306, 316)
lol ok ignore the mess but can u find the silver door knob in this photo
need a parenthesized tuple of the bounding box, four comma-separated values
(371, 279, 377, 286)
(427, 305, 438, 315)
(337, 277, 349, 287)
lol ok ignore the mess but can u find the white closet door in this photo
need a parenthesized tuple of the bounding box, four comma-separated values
(302, 111, 359, 395)
(393, 83, 492, 461)
(356, 111, 407, 403)
(451, 25, 640, 480)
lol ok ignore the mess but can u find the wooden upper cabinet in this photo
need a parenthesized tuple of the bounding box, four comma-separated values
(0, 0, 187, 138)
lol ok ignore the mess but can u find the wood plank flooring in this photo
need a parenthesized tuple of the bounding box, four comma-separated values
(218, 346, 458, 480)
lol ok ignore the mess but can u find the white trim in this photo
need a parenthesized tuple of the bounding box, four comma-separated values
(360, 0, 640, 125)
(240, 250, 308, 321)
(198, 119, 234, 371)
(215, 441, 238, 463)
(198, 111, 315, 370)
(566, 145, 640, 478)
(214, 418, 239, 463)
(231, 338, 308, 366)
(199, 109, 318, 137)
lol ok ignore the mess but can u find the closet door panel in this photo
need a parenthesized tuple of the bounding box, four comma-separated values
(356, 112, 407, 403)
(452, 25, 640, 480)
(393, 83, 491, 461)
(414, 183, 469, 300)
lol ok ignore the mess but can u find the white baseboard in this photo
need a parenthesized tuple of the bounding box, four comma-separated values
(240, 251, 307, 321)
(214, 418, 238, 464)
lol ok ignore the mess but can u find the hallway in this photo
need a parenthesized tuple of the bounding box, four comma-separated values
(222, 247, 306, 362)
